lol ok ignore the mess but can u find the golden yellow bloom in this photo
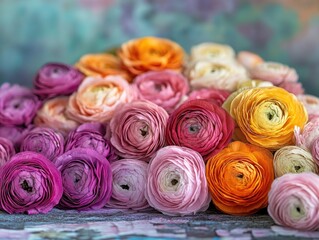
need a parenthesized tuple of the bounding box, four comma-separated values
(229, 87, 308, 150)
(75, 53, 131, 81)
(118, 36, 185, 75)
(206, 141, 274, 215)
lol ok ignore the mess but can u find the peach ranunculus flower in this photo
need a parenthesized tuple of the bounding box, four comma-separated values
(297, 94, 319, 120)
(66, 76, 135, 123)
(249, 61, 298, 85)
(118, 36, 185, 75)
(206, 141, 274, 215)
(34, 96, 79, 136)
(186, 59, 248, 92)
(75, 53, 131, 82)
(190, 42, 235, 62)
(228, 87, 308, 150)
(237, 51, 264, 69)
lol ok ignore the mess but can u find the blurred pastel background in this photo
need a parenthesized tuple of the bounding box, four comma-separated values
(1, 0, 319, 95)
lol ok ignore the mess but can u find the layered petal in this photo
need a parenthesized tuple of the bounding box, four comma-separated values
(145, 146, 210, 216)
(206, 141, 274, 215)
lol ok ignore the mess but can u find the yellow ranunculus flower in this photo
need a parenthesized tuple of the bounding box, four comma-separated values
(229, 87, 308, 150)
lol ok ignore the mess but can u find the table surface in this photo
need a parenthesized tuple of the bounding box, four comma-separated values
(0, 208, 317, 240)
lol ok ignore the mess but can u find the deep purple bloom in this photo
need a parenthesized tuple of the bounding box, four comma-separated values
(20, 127, 64, 161)
(55, 148, 112, 210)
(0, 83, 41, 126)
(65, 122, 118, 162)
(0, 152, 63, 214)
(33, 62, 84, 99)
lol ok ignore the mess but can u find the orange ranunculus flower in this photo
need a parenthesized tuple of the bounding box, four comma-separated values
(228, 87, 308, 150)
(118, 36, 185, 75)
(75, 53, 132, 82)
(206, 141, 274, 215)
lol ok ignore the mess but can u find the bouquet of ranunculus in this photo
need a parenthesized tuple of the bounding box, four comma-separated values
(0, 35, 317, 234)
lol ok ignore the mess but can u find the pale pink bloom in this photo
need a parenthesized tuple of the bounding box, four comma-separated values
(268, 173, 319, 231)
(297, 94, 319, 119)
(250, 62, 298, 85)
(106, 159, 149, 210)
(145, 146, 210, 216)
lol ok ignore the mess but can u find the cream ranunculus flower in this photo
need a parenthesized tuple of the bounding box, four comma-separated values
(190, 42, 235, 62)
(273, 146, 318, 178)
(237, 79, 273, 90)
(187, 60, 248, 92)
(229, 87, 308, 150)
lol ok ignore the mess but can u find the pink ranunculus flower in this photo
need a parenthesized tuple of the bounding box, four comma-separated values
(188, 88, 230, 106)
(110, 100, 168, 161)
(311, 138, 319, 164)
(0, 152, 63, 214)
(33, 62, 85, 99)
(297, 94, 319, 119)
(0, 125, 33, 150)
(0, 137, 15, 167)
(66, 76, 135, 123)
(20, 127, 64, 162)
(249, 62, 298, 85)
(0, 83, 41, 126)
(165, 99, 234, 162)
(278, 81, 304, 95)
(268, 173, 319, 231)
(133, 70, 189, 113)
(294, 118, 319, 152)
(34, 96, 79, 136)
(145, 146, 210, 216)
(65, 122, 118, 162)
(106, 159, 149, 210)
(55, 148, 112, 210)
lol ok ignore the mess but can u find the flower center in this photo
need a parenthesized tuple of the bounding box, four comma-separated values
(74, 173, 82, 183)
(171, 179, 178, 186)
(188, 123, 201, 134)
(120, 184, 130, 190)
(140, 125, 149, 137)
(21, 180, 33, 193)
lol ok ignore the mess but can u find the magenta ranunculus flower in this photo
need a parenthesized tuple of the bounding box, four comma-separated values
(133, 70, 189, 113)
(106, 159, 149, 210)
(268, 173, 319, 231)
(55, 148, 112, 210)
(165, 99, 235, 162)
(0, 125, 33, 150)
(65, 122, 117, 162)
(0, 152, 63, 214)
(145, 146, 210, 216)
(0, 83, 41, 126)
(20, 127, 64, 161)
(110, 101, 168, 161)
(33, 63, 85, 99)
(0, 137, 15, 167)
(188, 88, 230, 106)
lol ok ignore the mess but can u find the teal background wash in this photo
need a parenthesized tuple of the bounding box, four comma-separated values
(0, 0, 318, 96)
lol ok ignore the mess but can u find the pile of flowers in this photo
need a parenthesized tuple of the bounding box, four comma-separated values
(1, 36, 319, 231)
